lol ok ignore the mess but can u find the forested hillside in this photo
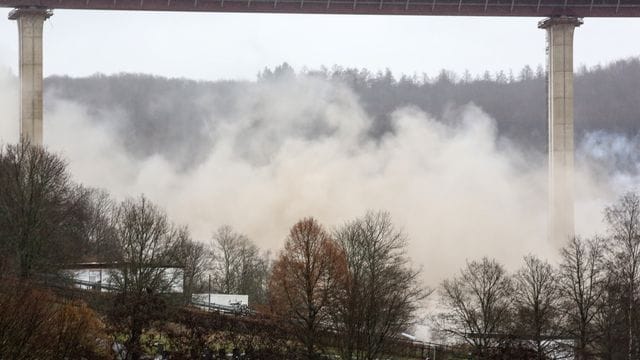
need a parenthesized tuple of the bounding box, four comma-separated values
(44, 57, 640, 169)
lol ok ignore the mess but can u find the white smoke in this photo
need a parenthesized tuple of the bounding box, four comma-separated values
(0, 70, 638, 284)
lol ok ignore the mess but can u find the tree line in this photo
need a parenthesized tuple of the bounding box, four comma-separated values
(3, 141, 640, 359)
(45, 57, 640, 171)
(0, 142, 427, 359)
(436, 192, 640, 360)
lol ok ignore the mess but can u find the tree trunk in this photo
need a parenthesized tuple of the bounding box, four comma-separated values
(128, 320, 143, 360)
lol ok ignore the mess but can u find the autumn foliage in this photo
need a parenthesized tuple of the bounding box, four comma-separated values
(0, 279, 110, 359)
(269, 217, 347, 359)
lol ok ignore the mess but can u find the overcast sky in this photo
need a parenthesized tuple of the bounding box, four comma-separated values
(0, 9, 639, 80)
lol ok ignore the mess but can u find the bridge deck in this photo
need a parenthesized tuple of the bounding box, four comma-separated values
(1, 0, 639, 16)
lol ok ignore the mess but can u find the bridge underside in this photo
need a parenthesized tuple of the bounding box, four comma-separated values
(1, 0, 639, 16)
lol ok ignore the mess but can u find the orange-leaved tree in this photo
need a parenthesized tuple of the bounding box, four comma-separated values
(268, 217, 346, 360)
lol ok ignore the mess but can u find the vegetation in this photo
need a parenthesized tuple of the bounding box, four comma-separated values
(45, 57, 640, 170)
(0, 143, 429, 359)
(0, 280, 110, 359)
(269, 217, 346, 359)
(1, 141, 640, 359)
(211, 225, 270, 305)
(333, 211, 429, 360)
(0, 58, 639, 358)
(436, 192, 640, 360)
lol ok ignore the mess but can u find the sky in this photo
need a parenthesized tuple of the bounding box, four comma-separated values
(1, 9, 640, 80)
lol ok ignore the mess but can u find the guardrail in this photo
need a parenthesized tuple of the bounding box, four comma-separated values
(190, 299, 253, 316)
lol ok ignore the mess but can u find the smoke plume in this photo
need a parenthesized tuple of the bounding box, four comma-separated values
(0, 69, 637, 284)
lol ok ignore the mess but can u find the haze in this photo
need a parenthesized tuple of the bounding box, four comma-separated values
(0, 10, 639, 284)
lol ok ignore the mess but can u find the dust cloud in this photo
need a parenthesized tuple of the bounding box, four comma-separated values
(0, 69, 637, 284)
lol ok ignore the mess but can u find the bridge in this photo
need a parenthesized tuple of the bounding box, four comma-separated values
(1, 0, 638, 244)
(2, 0, 640, 16)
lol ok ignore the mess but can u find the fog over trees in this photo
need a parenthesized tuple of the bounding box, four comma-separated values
(333, 211, 428, 360)
(1, 139, 640, 358)
(0, 58, 639, 358)
(0, 143, 431, 359)
(0, 142, 91, 277)
(210, 225, 270, 304)
(44, 57, 640, 172)
(434, 193, 640, 360)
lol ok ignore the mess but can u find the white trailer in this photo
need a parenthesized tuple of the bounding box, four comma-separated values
(192, 293, 250, 314)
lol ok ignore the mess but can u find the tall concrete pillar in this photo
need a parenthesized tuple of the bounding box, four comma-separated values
(538, 16, 582, 244)
(9, 7, 52, 146)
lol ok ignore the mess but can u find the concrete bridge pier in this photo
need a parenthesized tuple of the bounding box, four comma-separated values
(539, 16, 582, 244)
(9, 7, 52, 146)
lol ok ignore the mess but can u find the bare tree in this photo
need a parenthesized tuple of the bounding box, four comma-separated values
(108, 195, 183, 360)
(79, 188, 119, 262)
(512, 255, 561, 360)
(211, 225, 269, 304)
(438, 257, 513, 359)
(605, 192, 640, 359)
(268, 217, 346, 359)
(236, 241, 270, 305)
(176, 231, 209, 304)
(559, 237, 604, 360)
(334, 211, 428, 360)
(211, 225, 248, 294)
(593, 268, 627, 359)
(0, 142, 86, 277)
